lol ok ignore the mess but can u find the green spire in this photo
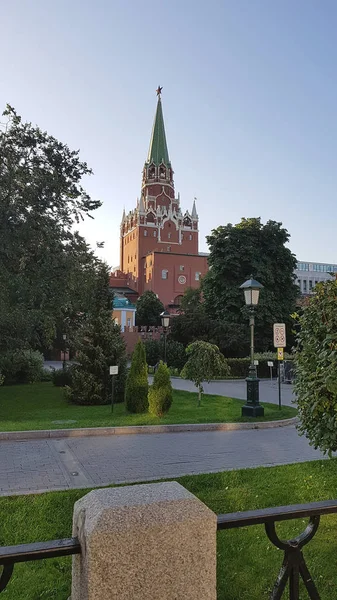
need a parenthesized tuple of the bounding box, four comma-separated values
(147, 96, 170, 166)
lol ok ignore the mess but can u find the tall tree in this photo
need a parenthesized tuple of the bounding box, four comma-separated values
(136, 291, 164, 326)
(203, 218, 298, 351)
(66, 263, 127, 405)
(0, 105, 102, 351)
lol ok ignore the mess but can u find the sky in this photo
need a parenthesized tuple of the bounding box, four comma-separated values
(1, 0, 337, 267)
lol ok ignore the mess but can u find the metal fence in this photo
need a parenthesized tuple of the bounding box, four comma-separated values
(2, 499, 337, 598)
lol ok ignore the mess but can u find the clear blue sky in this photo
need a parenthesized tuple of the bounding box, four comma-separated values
(2, 0, 337, 267)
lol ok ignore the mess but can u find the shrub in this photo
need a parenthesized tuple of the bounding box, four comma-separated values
(52, 368, 73, 387)
(125, 340, 149, 413)
(0, 349, 44, 384)
(294, 280, 337, 454)
(40, 368, 54, 382)
(165, 340, 186, 371)
(148, 361, 173, 417)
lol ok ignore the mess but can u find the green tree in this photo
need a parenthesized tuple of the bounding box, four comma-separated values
(136, 291, 164, 327)
(170, 287, 247, 357)
(66, 264, 127, 405)
(294, 279, 337, 455)
(125, 339, 149, 413)
(0, 105, 102, 353)
(181, 341, 230, 406)
(148, 361, 173, 417)
(202, 218, 298, 351)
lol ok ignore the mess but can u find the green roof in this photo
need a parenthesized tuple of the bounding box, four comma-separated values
(113, 297, 136, 309)
(147, 97, 170, 166)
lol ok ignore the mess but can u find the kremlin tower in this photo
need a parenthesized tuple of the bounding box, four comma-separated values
(116, 88, 208, 309)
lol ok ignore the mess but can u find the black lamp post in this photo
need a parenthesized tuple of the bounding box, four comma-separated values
(160, 310, 171, 364)
(240, 276, 264, 417)
(62, 333, 67, 371)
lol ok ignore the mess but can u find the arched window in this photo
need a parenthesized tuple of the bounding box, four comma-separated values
(144, 230, 148, 237)
(174, 295, 183, 306)
(147, 212, 155, 224)
(162, 269, 168, 280)
(183, 216, 192, 227)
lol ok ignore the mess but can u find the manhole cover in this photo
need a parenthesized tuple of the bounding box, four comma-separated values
(52, 420, 77, 425)
(71, 472, 79, 476)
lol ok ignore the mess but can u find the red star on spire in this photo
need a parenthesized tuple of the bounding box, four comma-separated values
(156, 86, 163, 97)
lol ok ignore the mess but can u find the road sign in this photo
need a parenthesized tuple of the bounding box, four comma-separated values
(273, 323, 286, 348)
(110, 366, 119, 375)
(254, 360, 259, 366)
(277, 348, 284, 361)
(267, 361, 274, 367)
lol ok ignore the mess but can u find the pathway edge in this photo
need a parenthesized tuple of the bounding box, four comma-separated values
(0, 417, 299, 441)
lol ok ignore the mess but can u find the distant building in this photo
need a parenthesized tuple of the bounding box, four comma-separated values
(116, 89, 208, 309)
(295, 261, 337, 295)
(112, 295, 136, 331)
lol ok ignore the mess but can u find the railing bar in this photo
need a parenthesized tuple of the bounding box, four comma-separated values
(0, 537, 80, 564)
(217, 499, 337, 529)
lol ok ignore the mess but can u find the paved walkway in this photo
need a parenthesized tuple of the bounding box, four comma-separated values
(167, 378, 295, 407)
(0, 426, 323, 496)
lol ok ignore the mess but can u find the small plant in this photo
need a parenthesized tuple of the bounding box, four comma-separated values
(125, 340, 149, 413)
(148, 361, 173, 417)
(181, 341, 230, 407)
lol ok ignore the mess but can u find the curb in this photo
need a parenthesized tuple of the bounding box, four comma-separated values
(0, 417, 299, 442)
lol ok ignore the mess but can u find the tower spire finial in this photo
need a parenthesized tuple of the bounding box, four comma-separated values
(147, 88, 170, 166)
(156, 85, 163, 97)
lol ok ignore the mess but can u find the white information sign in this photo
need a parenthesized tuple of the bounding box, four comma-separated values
(273, 323, 286, 348)
(267, 361, 274, 367)
(254, 360, 259, 366)
(110, 366, 119, 376)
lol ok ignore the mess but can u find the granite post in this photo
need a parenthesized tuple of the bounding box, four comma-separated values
(71, 481, 217, 599)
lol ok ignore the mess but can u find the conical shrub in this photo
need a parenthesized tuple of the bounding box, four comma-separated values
(125, 340, 149, 413)
(148, 361, 173, 417)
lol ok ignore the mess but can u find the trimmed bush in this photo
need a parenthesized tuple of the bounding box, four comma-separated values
(0, 350, 44, 384)
(148, 361, 173, 417)
(125, 340, 149, 413)
(52, 368, 72, 387)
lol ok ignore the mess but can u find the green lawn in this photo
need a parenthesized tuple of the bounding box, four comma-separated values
(0, 382, 297, 431)
(1, 459, 337, 599)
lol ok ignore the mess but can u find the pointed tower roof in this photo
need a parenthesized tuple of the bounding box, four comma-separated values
(192, 198, 198, 219)
(147, 93, 170, 166)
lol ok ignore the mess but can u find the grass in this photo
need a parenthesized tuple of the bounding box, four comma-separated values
(0, 382, 297, 432)
(1, 459, 337, 598)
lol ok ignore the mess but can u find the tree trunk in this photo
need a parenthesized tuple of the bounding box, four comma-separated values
(198, 387, 202, 407)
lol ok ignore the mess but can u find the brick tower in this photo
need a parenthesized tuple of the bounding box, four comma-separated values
(119, 88, 208, 308)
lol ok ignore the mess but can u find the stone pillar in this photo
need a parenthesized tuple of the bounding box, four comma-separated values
(71, 481, 217, 600)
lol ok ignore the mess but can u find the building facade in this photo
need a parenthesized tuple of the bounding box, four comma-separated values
(295, 261, 337, 295)
(118, 90, 208, 308)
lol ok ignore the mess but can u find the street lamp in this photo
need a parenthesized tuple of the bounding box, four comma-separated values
(160, 310, 171, 364)
(62, 333, 67, 371)
(240, 276, 264, 417)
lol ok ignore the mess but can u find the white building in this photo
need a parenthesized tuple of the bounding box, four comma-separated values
(295, 261, 337, 295)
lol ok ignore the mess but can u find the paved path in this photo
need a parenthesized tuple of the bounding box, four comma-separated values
(0, 426, 323, 496)
(155, 377, 295, 407)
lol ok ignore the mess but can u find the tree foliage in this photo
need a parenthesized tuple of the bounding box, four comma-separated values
(0, 105, 101, 353)
(170, 287, 248, 356)
(202, 218, 298, 352)
(181, 341, 230, 406)
(136, 291, 164, 327)
(125, 339, 149, 413)
(65, 264, 127, 405)
(294, 279, 337, 455)
(148, 361, 173, 417)
(144, 339, 186, 370)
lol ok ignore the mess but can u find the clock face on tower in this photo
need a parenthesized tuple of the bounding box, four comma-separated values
(178, 275, 186, 284)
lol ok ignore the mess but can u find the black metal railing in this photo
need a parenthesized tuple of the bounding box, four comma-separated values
(217, 498, 337, 599)
(0, 537, 80, 593)
(1, 499, 337, 598)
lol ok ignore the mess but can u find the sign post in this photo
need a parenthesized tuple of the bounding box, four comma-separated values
(109, 366, 119, 413)
(273, 324, 286, 411)
(267, 361, 274, 385)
